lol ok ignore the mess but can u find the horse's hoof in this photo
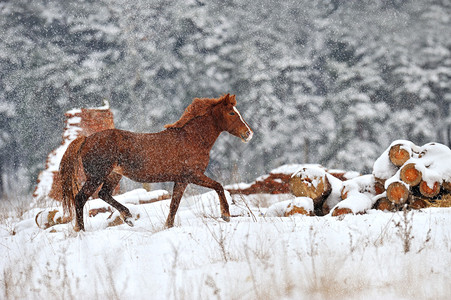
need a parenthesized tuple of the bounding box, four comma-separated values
(123, 216, 135, 227)
(221, 214, 231, 222)
(74, 224, 83, 232)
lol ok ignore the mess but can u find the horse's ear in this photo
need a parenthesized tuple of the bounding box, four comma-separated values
(222, 93, 230, 106)
(230, 94, 237, 106)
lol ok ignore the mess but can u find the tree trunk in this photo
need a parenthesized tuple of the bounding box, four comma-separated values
(400, 163, 422, 186)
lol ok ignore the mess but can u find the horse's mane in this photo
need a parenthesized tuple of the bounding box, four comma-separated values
(165, 94, 236, 129)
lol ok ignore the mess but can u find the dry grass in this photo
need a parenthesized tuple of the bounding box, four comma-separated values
(425, 193, 451, 207)
(0, 197, 31, 235)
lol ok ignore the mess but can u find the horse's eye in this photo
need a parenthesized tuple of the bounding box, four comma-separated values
(229, 112, 235, 116)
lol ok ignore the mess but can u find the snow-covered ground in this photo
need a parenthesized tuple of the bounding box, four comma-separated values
(1, 189, 451, 300)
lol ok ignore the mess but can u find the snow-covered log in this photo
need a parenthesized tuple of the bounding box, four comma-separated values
(340, 174, 377, 200)
(388, 143, 412, 167)
(400, 163, 422, 186)
(331, 207, 353, 216)
(265, 197, 314, 217)
(290, 166, 332, 210)
(331, 191, 375, 216)
(284, 197, 314, 217)
(409, 196, 429, 209)
(418, 180, 441, 198)
(321, 173, 344, 215)
(386, 181, 410, 204)
(375, 197, 397, 211)
(373, 177, 386, 195)
(226, 164, 358, 197)
(226, 164, 304, 195)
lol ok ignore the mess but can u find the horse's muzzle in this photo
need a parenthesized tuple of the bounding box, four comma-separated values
(241, 130, 253, 143)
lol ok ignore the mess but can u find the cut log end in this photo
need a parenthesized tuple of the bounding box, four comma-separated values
(289, 174, 331, 206)
(284, 205, 313, 217)
(386, 181, 410, 204)
(389, 144, 410, 167)
(419, 180, 441, 198)
(409, 197, 429, 209)
(374, 181, 385, 195)
(443, 181, 451, 193)
(400, 163, 422, 186)
(375, 197, 397, 211)
(331, 207, 353, 217)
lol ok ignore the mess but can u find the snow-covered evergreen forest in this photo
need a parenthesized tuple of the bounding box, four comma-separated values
(0, 0, 450, 198)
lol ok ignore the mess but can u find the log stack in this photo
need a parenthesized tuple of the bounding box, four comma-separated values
(289, 141, 451, 217)
(373, 141, 451, 209)
(226, 172, 293, 195)
(226, 164, 359, 196)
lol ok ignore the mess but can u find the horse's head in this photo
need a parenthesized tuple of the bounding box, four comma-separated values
(214, 94, 253, 143)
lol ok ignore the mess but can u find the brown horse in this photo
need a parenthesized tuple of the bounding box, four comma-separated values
(59, 94, 253, 231)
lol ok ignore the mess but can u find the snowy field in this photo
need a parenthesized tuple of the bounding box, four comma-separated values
(1, 189, 451, 300)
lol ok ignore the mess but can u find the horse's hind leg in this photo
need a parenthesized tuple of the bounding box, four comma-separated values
(75, 177, 102, 231)
(98, 173, 134, 227)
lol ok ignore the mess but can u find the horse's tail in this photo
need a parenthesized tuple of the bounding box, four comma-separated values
(60, 136, 86, 218)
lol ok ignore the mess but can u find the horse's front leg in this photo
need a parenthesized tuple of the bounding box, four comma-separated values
(165, 182, 188, 228)
(188, 173, 230, 222)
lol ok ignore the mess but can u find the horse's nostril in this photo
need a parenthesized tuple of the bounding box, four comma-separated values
(245, 130, 253, 142)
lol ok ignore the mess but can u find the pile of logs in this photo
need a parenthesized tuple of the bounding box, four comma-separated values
(227, 164, 358, 196)
(283, 141, 451, 217)
(374, 141, 451, 210)
(226, 173, 293, 195)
